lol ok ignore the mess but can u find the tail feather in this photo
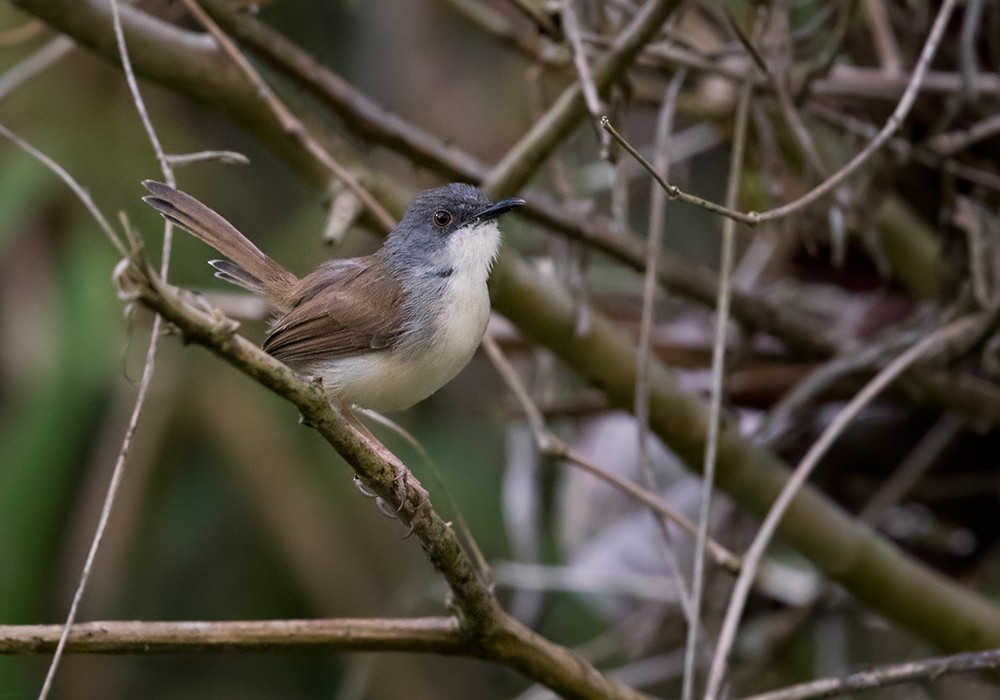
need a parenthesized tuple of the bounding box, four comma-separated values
(209, 259, 264, 294)
(142, 180, 297, 299)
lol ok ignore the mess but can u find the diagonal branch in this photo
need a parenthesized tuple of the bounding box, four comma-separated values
(109, 251, 648, 700)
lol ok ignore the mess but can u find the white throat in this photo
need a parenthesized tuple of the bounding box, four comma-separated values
(314, 220, 501, 411)
(446, 219, 502, 280)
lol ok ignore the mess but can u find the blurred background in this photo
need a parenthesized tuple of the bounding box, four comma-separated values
(3, 0, 1000, 698)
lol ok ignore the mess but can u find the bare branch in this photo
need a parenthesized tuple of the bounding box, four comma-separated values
(685, 48, 755, 700)
(14, 2, 1000, 689)
(0, 618, 464, 654)
(742, 647, 1000, 700)
(561, 0, 609, 151)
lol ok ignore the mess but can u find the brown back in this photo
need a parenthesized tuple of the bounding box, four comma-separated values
(263, 257, 406, 366)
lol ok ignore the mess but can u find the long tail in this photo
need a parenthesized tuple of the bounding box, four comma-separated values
(142, 180, 297, 299)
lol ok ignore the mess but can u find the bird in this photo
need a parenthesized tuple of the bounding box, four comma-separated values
(142, 180, 524, 411)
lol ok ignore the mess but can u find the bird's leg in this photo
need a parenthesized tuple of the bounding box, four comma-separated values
(338, 402, 412, 508)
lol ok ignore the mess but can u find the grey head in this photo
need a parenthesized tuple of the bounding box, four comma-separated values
(381, 183, 525, 271)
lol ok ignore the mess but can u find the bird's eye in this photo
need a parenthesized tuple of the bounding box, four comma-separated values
(433, 210, 453, 228)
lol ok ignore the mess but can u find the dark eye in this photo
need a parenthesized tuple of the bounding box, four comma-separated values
(433, 210, 452, 228)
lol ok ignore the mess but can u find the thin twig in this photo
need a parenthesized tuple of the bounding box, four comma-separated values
(39, 320, 163, 700)
(38, 0, 179, 694)
(527, 63, 594, 336)
(561, 0, 609, 152)
(164, 149, 251, 167)
(741, 647, 1000, 700)
(858, 413, 965, 528)
(926, 111, 1000, 156)
(614, 66, 696, 623)
(754, 335, 901, 447)
(684, 56, 755, 700)
(958, 0, 985, 102)
(0, 18, 45, 47)
(766, 2, 829, 182)
(358, 409, 492, 582)
(482, 336, 741, 573)
(634, 72, 690, 622)
(808, 101, 1000, 194)
(704, 313, 987, 699)
(602, 0, 958, 226)
(861, 0, 902, 74)
(0, 122, 124, 255)
(0, 36, 74, 103)
(812, 65, 1000, 100)
(724, 9, 768, 75)
(494, 561, 681, 602)
(178, 0, 397, 232)
(616, 67, 697, 621)
(635, 72, 684, 499)
(956, 196, 997, 309)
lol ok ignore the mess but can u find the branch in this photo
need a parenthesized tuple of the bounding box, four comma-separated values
(109, 253, 647, 700)
(0, 618, 464, 654)
(742, 647, 1000, 700)
(813, 65, 1000, 100)
(484, 0, 682, 197)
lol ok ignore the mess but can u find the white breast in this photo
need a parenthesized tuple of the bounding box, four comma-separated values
(315, 220, 498, 411)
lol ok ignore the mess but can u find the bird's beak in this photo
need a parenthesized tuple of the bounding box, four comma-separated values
(472, 197, 526, 223)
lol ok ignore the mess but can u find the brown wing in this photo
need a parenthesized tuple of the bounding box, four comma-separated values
(262, 256, 406, 367)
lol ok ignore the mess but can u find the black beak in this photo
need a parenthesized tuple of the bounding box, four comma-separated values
(472, 197, 526, 223)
